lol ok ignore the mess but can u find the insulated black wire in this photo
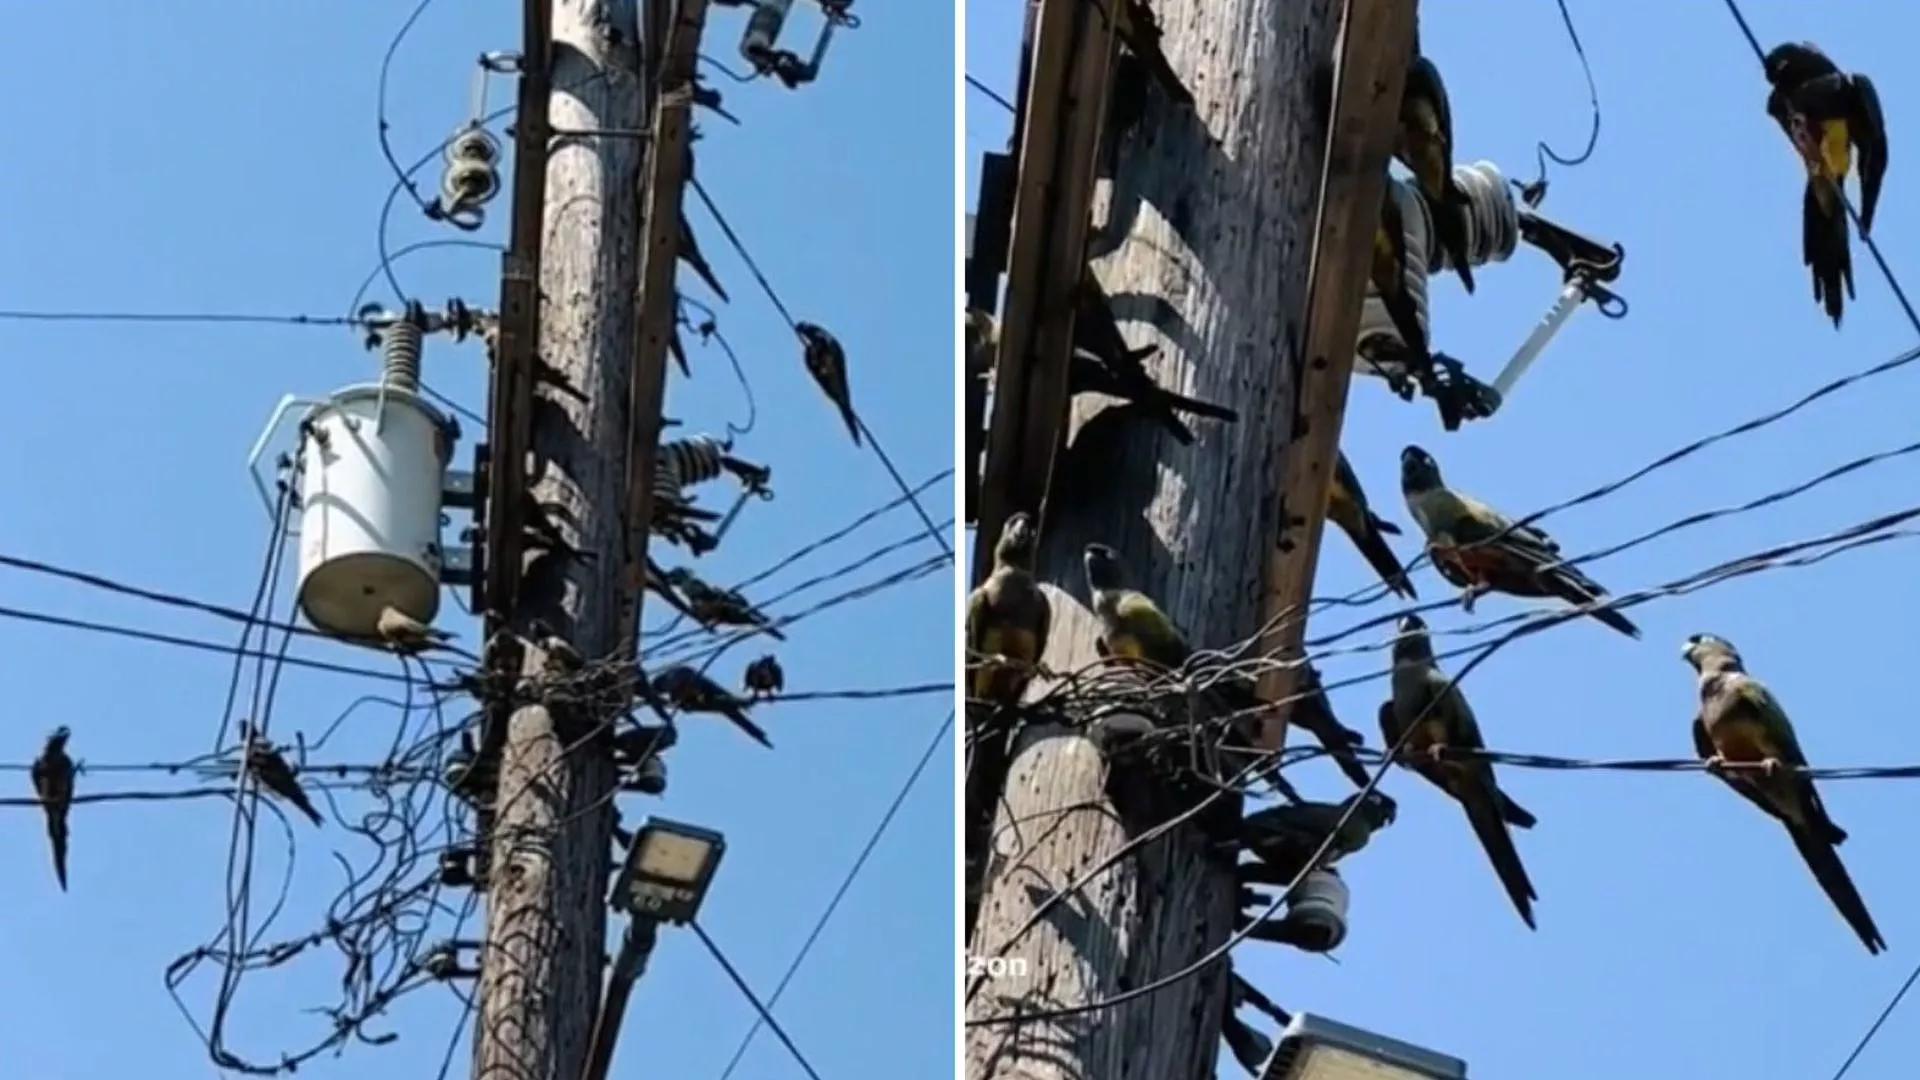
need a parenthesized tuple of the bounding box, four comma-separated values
(1830, 960, 1920, 1079)
(966, 73, 1016, 114)
(1529, 0, 1601, 191)
(716, 709, 954, 1079)
(692, 922, 827, 1080)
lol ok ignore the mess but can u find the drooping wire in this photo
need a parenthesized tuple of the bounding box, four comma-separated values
(679, 295, 758, 436)
(377, 0, 441, 218)
(1527, 0, 1602, 195)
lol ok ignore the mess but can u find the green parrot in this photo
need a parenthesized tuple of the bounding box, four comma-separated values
(1238, 790, 1396, 886)
(1396, 55, 1474, 293)
(1683, 633, 1884, 953)
(1764, 42, 1887, 327)
(1083, 542, 1279, 769)
(1083, 542, 1193, 669)
(1400, 445, 1640, 639)
(965, 513, 1051, 706)
(31, 726, 73, 891)
(1381, 614, 1538, 928)
(1329, 450, 1417, 601)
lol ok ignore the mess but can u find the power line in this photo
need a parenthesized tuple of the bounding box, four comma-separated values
(965, 73, 1015, 114)
(716, 709, 954, 1079)
(1830, 960, 1920, 1079)
(0, 603, 434, 686)
(0, 309, 362, 327)
(692, 921, 826, 1080)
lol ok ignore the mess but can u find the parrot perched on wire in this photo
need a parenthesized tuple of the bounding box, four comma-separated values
(241, 725, 324, 827)
(796, 322, 861, 445)
(31, 726, 74, 891)
(652, 664, 772, 748)
(1381, 614, 1538, 928)
(1683, 634, 1884, 953)
(1328, 450, 1417, 601)
(1764, 42, 1887, 327)
(1400, 445, 1639, 639)
(1396, 55, 1474, 293)
(664, 568, 785, 641)
(965, 512, 1051, 707)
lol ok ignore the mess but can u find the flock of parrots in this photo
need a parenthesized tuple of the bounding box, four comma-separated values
(966, 37, 1894, 958)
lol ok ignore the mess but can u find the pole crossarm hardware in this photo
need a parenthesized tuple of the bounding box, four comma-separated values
(971, 0, 1119, 586)
(621, 0, 712, 663)
(1254, 0, 1418, 750)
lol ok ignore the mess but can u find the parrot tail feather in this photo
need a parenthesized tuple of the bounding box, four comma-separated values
(1805, 179, 1852, 327)
(1498, 790, 1537, 830)
(1790, 825, 1884, 953)
(1461, 785, 1537, 929)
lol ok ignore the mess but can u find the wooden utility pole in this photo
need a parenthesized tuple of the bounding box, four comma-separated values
(964, 1, 1413, 1076)
(475, 1, 648, 1077)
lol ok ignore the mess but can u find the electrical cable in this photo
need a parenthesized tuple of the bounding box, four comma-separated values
(692, 921, 827, 1080)
(715, 709, 953, 1078)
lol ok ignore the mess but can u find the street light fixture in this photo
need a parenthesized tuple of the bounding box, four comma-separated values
(1261, 1013, 1468, 1080)
(614, 817, 727, 925)
(582, 818, 728, 1080)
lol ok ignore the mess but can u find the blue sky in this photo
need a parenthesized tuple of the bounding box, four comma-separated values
(967, 1, 1920, 1076)
(0, 3, 951, 1078)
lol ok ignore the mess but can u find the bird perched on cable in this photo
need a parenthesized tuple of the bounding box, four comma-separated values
(1396, 54, 1474, 293)
(31, 726, 74, 891)
(967, 512, 1052, 708)
(1238, 790, 1396, 885)
(743, 655, 785, 700)
(1070, 274, 1237, 444)
(1764, 42, 1887, 327)
(240, 724, 323, 827)
(1371, 180, 1430, 359)
(1381, 614, 1537, 928)
(663, 567, 785, 640)
(376, 605, 455, 653)
(652, 664, 772, 747)
(1083, 543, 1277, 764)
(677, 210, 730, 302)
(1400, 445, 1639, 639)
(1084, 542, 1192, 671)
(795, 322, 861, 445)
(1113, 0, 1192, 106)
(1683, 634, 1884, 953)
(1328, 450, 1417, 601)
(1289, 663, 1375, 789)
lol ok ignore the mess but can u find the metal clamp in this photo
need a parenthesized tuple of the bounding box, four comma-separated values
(246, 394, 324, 520)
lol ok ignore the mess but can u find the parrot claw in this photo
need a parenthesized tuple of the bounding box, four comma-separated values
(1702, 754, 1726, 775)
(1760, 757, 1784, 778)
(1425, 744, 1448, 765)
(1459, 584, 1487, 613)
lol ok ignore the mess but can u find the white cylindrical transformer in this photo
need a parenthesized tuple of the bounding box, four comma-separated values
(294, 384, 452, 640)
(1284, 868, 1351, 952)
